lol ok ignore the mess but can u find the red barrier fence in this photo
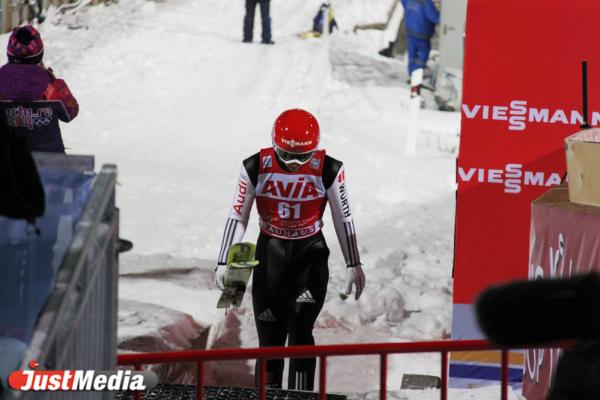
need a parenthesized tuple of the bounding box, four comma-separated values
(117, 339, 572, 400)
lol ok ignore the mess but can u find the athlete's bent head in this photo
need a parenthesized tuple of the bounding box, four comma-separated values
(272, 109, 320, 171)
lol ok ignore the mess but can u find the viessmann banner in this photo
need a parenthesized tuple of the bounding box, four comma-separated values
(452, 0, 600, 389)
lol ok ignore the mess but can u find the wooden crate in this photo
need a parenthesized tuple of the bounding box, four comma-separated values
(565, 128, 600, 206)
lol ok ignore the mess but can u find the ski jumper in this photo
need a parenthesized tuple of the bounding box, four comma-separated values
(217, 148, 361, 390)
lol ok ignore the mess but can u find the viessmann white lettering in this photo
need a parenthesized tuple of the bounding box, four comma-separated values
(458, 164, 561, 194)
(462, 100, 599, 131)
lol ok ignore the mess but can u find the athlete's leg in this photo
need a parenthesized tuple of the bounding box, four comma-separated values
(286, 238, 329, 391)
(252, 234, 288, 388)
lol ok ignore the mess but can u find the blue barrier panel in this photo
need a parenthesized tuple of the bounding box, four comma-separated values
(0, 154, 95, 386)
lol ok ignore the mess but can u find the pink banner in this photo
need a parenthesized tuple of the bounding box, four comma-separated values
(524, 186, 600, 399)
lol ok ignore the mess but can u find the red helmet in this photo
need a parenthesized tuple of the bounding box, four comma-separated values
(272, 109, 320, 165)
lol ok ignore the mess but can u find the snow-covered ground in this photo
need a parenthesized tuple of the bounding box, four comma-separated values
(2, 0, 521, 398)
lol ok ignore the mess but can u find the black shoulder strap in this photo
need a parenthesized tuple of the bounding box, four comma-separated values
(243, 152, 260, 187)
(323, 155, 343, 190)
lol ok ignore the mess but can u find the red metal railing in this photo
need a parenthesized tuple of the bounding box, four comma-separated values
(117, 339, 570, 400)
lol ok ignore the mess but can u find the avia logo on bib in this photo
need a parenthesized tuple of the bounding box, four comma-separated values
(8, 360, 158, 392)
(261, 178, 319, 199)
(257, 174, 324, 201)
(462, 100, 600, 132)
(458, 164, 562, 194)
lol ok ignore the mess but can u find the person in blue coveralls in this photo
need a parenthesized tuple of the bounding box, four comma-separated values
(401, 0, 440, 95)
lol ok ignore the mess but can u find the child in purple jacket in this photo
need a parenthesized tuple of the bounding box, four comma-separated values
(0, 25, 79, 152)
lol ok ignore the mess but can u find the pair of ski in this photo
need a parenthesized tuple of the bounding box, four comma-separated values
(216, 242, 259, 309)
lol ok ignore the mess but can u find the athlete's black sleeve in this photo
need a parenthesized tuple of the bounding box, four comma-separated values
(324, 155, 361, 267)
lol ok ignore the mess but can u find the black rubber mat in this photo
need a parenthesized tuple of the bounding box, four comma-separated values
(117, 384, 347, 400)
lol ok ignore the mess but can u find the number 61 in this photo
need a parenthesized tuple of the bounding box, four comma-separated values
(278, 202, 300, 219)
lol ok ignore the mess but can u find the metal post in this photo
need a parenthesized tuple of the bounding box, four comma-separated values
(379, 354, 387, 400)
(258, 358, 267, 400)
(440, 351, 448, 400)
(134, 365, 143, 400)
(197, 361, 205, 400)
(501, 350, 508, 400)
(319, 356, 327, 400)
(581, 61, 591, 129)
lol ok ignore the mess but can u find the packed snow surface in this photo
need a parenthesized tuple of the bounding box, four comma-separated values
(1, 0, 522, 398)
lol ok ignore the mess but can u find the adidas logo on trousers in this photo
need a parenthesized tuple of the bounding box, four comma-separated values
(296, 289, 316, 303)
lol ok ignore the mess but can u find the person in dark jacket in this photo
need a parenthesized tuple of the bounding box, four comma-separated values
(312, 2, 338, 35)
(0, 25, 79, 153)
(401, 0, 439, 77)
(243, 0, 273, 44)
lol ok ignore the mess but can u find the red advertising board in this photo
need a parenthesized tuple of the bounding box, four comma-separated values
(524, 187, 600, 399)
(453, 0, 600, 389)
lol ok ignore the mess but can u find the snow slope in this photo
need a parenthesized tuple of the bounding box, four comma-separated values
(1, 0, 521, 398)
